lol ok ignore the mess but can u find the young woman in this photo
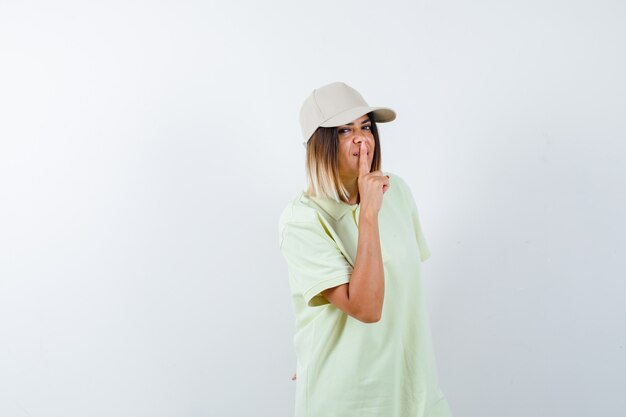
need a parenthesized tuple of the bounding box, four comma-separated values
(278, 82, 453, 417)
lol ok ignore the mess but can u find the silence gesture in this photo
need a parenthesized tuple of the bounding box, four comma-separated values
(357, 141, 390, 218)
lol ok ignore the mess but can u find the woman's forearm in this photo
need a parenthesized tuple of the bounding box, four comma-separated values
(346, 212, 385, 322)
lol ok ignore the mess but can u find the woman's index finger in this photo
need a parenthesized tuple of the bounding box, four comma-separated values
(358, 141, 370, 176)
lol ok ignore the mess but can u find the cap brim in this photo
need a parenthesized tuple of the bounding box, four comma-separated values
(319, 106, 396, 128)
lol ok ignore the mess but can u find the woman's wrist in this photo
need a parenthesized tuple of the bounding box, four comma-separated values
(358, 208, 379, 225)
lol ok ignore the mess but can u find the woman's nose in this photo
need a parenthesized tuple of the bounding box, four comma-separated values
(353, 132, 369, 143)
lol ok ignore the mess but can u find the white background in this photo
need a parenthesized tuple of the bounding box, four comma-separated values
(1, 1, 625, 416)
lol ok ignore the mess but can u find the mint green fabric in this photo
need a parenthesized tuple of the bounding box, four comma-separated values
(278, 172, 452, 417)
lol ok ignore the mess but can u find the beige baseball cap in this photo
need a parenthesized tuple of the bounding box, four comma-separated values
(299, 81, 396, 142)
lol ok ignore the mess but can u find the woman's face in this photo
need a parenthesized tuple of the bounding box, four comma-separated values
(336, 114, 375, 180)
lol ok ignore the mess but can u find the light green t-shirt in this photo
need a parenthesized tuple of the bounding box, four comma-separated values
(278, 172, 452, 417)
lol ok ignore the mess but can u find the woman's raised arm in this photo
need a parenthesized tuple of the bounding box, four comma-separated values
(321, 142, 390, 323)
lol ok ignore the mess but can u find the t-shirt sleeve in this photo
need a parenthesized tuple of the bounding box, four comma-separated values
(393, 174, 432, 262)
(279, 217, 353, 307)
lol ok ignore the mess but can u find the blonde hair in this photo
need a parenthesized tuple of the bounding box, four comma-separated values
(305, 112, 381, 203)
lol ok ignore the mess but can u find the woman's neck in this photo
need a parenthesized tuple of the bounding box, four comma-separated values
(343, 177, 359, 205)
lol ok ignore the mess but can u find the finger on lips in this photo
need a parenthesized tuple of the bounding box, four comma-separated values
(358, 142, 370, 176)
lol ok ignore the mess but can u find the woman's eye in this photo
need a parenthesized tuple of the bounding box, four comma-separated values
(338, 128, 350, 134)
(363, 125, 371, 131)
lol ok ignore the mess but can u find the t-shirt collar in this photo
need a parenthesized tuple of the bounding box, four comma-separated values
(308, 194, 359, 221)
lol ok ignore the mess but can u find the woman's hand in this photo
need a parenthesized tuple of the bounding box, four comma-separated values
(357, 141, 390, 218)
